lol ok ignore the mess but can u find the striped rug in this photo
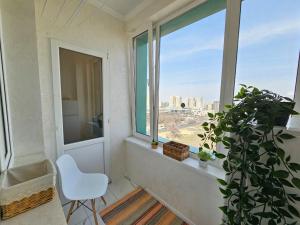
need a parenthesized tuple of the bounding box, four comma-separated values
(100, 187, 189, 225)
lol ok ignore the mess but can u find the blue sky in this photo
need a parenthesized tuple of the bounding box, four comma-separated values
(159, 0, 300, 103)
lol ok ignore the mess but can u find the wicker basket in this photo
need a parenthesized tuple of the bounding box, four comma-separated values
(0, 159, 56, 220)
(163, 141, 189, 161)
(1, 188, 55, 220)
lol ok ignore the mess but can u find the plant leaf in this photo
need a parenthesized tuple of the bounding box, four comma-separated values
(273, 170, 289, 179)
(277, 148, 285, 160)
(288, 194, 300, 201)
(204, 143, 210, 149)
(292, 178, 300, 189)
(219, 187, 232, 197)
(288, 205, 300, 218)
(280, 133, 295, 139)
(279, 178, 294, 187)
(289, 163, 300, 171)
(202, 122, 208, 127)
(219, 206, 228, 214)
(278, 208, 292, 218)
(217, 179, 227, 186)
(215, 152, 226, 159)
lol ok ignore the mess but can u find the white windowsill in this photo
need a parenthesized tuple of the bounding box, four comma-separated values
(125, 136, 226, 180)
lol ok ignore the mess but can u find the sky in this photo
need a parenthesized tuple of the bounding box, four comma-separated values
(159, 0, 300, 104)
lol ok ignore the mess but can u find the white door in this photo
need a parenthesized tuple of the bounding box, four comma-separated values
(51, 40, 110, 177)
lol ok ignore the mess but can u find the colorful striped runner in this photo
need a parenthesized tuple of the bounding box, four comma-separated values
(100, 188, 189, 225)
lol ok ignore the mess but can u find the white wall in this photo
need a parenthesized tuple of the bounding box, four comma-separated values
(0, 0, 45, 161)
(125, 133, 300, 225)
(125, 138, 224, 225)
(34, 0, 131, 181)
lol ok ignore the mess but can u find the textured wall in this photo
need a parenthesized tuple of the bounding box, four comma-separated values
(35, 0, 131, 181)
(0, 0, 44, 160)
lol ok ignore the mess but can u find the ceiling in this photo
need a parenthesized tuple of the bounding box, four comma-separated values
(89, 0, 152, 20)
(103, 0, 144, 16)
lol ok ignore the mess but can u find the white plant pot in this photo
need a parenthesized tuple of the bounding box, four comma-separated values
(199, 160, 208, 168)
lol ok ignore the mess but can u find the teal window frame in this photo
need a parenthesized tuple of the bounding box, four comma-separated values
(132, 1, 300, 166)
(134, 31, 149, 136)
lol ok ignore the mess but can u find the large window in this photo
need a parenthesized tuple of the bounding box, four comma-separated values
(235, 0, 300, 97)
(158, 1, 226, 153)
(132, 0, 300, 156)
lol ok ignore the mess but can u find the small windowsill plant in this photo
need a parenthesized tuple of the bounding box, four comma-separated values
(198, 148, 214, 168)
(151, 139, 159, 149)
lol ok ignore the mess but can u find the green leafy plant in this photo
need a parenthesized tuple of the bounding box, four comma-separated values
(198, 148, 214, 161)
(199, 85, 300, 225)
(151, 139, 158, 145)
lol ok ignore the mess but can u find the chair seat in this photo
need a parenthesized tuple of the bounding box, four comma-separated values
(65, 173, 108, 201)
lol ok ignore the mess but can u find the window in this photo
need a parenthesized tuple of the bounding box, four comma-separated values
(59, 48, 103, 144)
(158, 0, 226, 153)
(235, 0, 300, 98)
(134, 32, 151, 136)
(132, 0, 300, 157)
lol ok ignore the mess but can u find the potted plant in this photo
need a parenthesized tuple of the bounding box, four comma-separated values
(199, 85, 300, 225)
(274, 101, 295, 126)
(255, 99, 295, 127)
(151, 139, 158, 149)
(198, 148, 213, 168)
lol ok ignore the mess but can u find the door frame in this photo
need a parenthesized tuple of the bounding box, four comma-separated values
(0, 33, 12, 172)
(51, 39, 110, 177)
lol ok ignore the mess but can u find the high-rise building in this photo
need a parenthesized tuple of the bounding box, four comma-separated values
(175, 96, 182, 108)
(187, 98, 194, 109)
(169, 96, 176, 109)
(206, 103, 213, 111)
(169, 96, 182, 109)
(195, 97, 203, 109)
(184, 97, 202, 109)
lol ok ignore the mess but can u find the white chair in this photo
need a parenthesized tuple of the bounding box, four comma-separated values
(56, 154, 108, 225)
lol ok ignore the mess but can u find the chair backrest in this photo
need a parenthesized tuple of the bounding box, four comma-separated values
(56, 154, 81, 196)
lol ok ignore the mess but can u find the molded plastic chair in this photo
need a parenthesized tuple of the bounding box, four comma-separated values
(56, 154, 108, 225)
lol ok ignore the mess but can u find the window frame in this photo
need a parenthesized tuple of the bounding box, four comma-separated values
(155, 0, 241, 167)
(131, 0, 242, 149)
(131, 0, 300, 164)
(0, 33, 12, 172)
(130, 23, 155, 142)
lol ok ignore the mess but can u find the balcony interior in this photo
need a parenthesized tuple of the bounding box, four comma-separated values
(0, 0, 300, 225)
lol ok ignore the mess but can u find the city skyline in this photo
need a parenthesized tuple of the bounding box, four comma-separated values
(159, 0, 300, 103)
(159, 95, 219, 112)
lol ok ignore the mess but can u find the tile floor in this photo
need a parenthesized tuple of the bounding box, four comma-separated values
(62, 178, 137, 225)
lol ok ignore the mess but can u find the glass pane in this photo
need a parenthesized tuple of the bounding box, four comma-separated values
(135, 32, 150, 135)
(158, 3, 226, 153)
(59, 48, 103, 145)
(235, 0, 300, 98)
